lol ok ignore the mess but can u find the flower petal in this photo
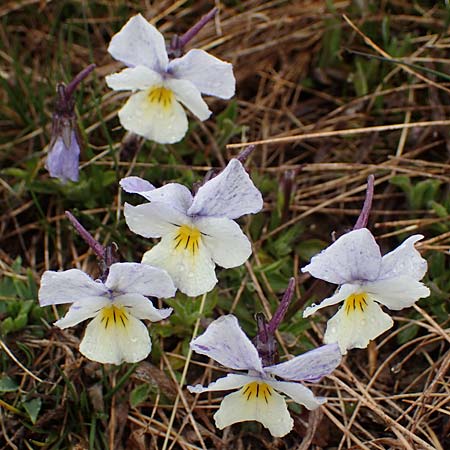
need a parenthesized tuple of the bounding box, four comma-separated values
(122, 181, 193, 213)
(364, 276, 430, 311)
(188, 159, 263, 219)
(214, 383, 293, 437)
(188, 373, 254, 394)
(118, 90, 188, 144)
(79, 312, 151, 364)
(379, 235, 428, 280)
(142, 232, 217, 297)
(124, 202, 186, 238)
(108, 14, 168, 71)
(301, 228, 382, 285)
(268, 379, 326, 410)
(106, 66, 162, 91)
(165, 78, 211, 121)
(119, 176, 155, 194)
(302, 283, 358, 318)
(54, 297, 109, 328)
(105, 263, 176, 298)
(46, 132, 80, 183)
(324, 298, 393, 354)
(39, 269, 107, 306)
(168, 49, 235, 98)
(195, 216, 252, 268)
(190, 315, 264, 372)
(115, 293, 173, 321)
(265, 343, 341, 382)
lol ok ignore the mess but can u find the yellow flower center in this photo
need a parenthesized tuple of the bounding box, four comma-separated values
(147, 86, 173, 109)
(241, 381, 273, 404)
(173, 225, 201, 255)
(100, 305, 129, 329)
(344, 293, 368, 315)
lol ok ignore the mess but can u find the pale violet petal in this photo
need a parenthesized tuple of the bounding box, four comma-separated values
(364, 276, 430, 311)
(168, 49, 235, 99)
(188, 159, 263, 219)
(120, 176, 155, 195)
(132, 183, 193, 213)
(105, 66, 162, 91)
(379, 235, 428, 280)
(324, 298, 393, 354)
(54, 297, 109, 328)
(165, 78, 211, 121)
(108, 14, 168, 71)
(105, 263, 176, 298)
(214, 383, 293, 437)
(190, 315, 264, 372)
(39, 269, 107, 306)
(142, 231, 217, 297)
(46, 132, 80, 183)
(118, 90, 188, 144)
(303, 283, 358, 318)
(268, 379, 326, 410)
(188, 373, 254, 394)
(79, 312, 151, 364)
(264, 343, 341, 382)
(301, 228, 382, 285)
(195, 216, 252, 268)
(115, 293, 173, 321)
(124, 202, 186, 238)
(121, 178, 193, 213)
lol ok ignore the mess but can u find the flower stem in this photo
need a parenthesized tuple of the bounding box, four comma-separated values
(268, 277, 295, 335)
(236, 144, 256, 163)
(255, 278, 296, 365)
(178, 7, 218, 49)
(354, 174, 375, 230)
(65, 210, 105, 260)
(64, 64, 96, 100)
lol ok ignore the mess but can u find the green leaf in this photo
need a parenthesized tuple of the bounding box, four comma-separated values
(23, 398, 42, 424)
(0, 375, 19, 392)
(397, 324, 420, 345)
(430, 201, 448, 218)
(296, 238, 327, 262)
(129, 384, 152, 408)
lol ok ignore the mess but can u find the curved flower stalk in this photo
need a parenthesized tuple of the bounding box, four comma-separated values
(188, 315, 341, 437)
(302, 228, 430, 354)
(39, 263, 176, 364)
(106, 14, 235, 144)
(122, 159, 263, 297)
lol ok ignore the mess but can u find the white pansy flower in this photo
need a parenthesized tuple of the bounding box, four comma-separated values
(105, 14, 235, 144)
(122, 159, 263, 297)
(188, 315, 341, 437)
(302, 228, 430, 354)
(38, 263, 176, 364)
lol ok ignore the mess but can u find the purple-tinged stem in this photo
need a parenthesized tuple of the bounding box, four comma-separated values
(354, 174, 375, 230)
(65, 211, 105, 260)
(255, 313, 277, 367)
(236, 144, 256, 163)
(64, 64, 96, 100)
(178, 7, 218, 49)
(255, 278, 296, 366)
(268, 277, 296, 335)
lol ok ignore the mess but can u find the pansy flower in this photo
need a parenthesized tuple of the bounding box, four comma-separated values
(188, 315, 341, 437)
(302, 228, 430, 354)
(39, 262, 176, 364)
(105, 14, 235, 144)
(122, 159, 263, 297)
